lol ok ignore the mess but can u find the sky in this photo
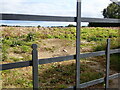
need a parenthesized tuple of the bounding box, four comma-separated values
(0, 0, 116, 26)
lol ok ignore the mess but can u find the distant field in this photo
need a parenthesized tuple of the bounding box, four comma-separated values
(1, 27, 120, 88)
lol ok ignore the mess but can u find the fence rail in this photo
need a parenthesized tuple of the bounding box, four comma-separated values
(1, 0, 120, 89)
(64, 73, 120, 89)
(1, 13, 120, 23)
(1, 49, 120, 71)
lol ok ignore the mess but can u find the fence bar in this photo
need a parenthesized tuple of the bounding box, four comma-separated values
(1, 49, 120, 71)
(105, 39, 110, 89)
(81, 17, 120, 23)
(1, 13, 120, 23)
(1, 13, 75, 22)
(32, 44, 39, 89)
(64, 73, 120, 89)
(76, 0, 81, 88)
(80, 73, 119, 88)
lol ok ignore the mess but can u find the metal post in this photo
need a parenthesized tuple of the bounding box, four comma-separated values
(32, 44, 39, 89)
(105, 39, 110, 89)
(76, 0, 81, 89)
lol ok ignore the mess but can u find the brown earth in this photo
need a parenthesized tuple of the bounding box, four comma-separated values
(38, 38, 119, 89)
(5, 38, 120, 88)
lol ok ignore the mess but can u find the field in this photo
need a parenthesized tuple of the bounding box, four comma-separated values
(1, 26, 120, 88)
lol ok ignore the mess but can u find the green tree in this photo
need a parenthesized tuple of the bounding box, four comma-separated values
(37, 25, 41, 29)
(103, 3, 120, 19)
(67, 24, 75, 27)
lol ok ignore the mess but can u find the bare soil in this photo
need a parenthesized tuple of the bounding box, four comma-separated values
(6, 38, 119, 88)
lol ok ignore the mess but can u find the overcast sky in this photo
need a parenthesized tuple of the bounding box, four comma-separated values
(0, 0, 115, 26)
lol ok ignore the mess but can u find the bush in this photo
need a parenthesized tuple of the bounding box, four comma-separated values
(26, 33, 36, 42)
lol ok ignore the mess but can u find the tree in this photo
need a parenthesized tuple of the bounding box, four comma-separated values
(67, 24, 75, 27)
(37, 25, 41, 29)
(103, 2, 120, 19)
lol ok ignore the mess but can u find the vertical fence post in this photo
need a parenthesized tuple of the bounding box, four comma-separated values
(105, 39, 110, 89)
(32, 44, 39, 90)
(76, 0, 81, 89)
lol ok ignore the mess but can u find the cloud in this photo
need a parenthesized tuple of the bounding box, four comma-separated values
(0, 0, 112, 26)
(0, 0, 76, 16)
(81, 0, 111, 18)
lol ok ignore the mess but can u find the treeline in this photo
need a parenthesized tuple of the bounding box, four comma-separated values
(0, 25, 36, 27)
(88, 23, 120, 27)
(1, 23, 119, 27)
(0, 24, 76, 28)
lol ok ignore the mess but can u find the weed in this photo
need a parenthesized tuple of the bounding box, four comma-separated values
(39, 62, 103, 88)
(10, 40, 24, 47)
(110, 54, 120, 71)
(10, 57, 22, 62)
(2, 27, 119, 88)
(2, 45, 9, 61)
(44, 46, 56, 52)
(2, 39, 12, 45)
(21, 54, 32, 61)
(26, 32, 36, 42)
(13, 47, 21, 54)
(21, 45, 31, 53)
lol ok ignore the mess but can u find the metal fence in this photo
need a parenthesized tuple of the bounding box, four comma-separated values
(0, 0, 120, 89)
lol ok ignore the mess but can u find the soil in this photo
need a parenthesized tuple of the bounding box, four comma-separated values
(38, 38, 119, 88)
(39, 39, 76, 58)
(7, 38, 119, 88)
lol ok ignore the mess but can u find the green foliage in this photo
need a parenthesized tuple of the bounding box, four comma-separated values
(103, 3, 120, 19)
(2, 39, 12, 45)
(88, 22, 120, 27)
(93, 38, 120, 51)
(10, 57, 22, 62)
(67, 24, 75, 27)
(11, 40, 23, 47)
(92, 41, 106, 51)
(13, 47, 21, 54)
(44, 46, 56, 52)
(21, 54, 32, 61)
(21, 45, 31, 53)
(2, 69, 33, 88)
(37, 25, 41, 29)
(39, 62, 104, 88)
(2, 45, 9, 61)
(2, 27, 120, 88)
(26, 32, 36, 42)
(110, 54, 120, 71)
(80, 72, 103, 83)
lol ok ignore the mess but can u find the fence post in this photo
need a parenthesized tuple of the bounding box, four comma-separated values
(105, 39, 110, 89)
(32, 44, 39, 89)
(76, 0, 81, 89)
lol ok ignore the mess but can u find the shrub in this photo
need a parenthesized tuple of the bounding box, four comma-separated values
(26, 33, 36, 42)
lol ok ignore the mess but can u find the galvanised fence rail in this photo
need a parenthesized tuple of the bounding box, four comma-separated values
(0, 0, 120, 89)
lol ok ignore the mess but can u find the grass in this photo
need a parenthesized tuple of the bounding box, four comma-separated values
(1, 27, 119, 62)
(1, 26, 120, 88)
(110, 54, 120, 71)
(1, 61, 104, 88)
(1, 67, 33, 88)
